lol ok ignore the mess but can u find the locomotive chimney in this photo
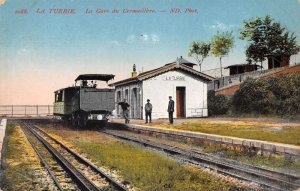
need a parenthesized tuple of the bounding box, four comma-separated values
(132, 64, 137, 78)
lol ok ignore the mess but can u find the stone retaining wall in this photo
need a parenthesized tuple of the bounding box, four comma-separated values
(109, 123, 300, 157)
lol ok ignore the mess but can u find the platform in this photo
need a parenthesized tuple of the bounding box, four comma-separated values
(110, 119, 300, 157)
(0, 118, 7, 163)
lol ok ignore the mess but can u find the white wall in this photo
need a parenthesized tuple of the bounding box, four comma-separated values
(142, 70, 208, 119)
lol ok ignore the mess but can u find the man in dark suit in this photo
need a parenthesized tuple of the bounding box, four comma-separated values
(118, 99, 130, 124)
(167, 96, 174, 124)
(144, 99, 152, 123)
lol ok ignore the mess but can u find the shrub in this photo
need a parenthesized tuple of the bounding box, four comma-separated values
(207, 90, 229, 116)
(231, 78, 276, 114)
(267, 74, 300, 115)
(231, 73, 300, 115)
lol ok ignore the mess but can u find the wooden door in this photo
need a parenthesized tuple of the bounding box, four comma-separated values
(176, 87, 185, 118)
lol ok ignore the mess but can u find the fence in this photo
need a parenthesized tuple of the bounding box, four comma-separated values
(207, 67, 283, 91)
(0, 105, 53, 117)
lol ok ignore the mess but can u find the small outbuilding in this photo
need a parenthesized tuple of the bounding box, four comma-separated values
(109, 57, 215, 119)
(224, 64, 261, 76)
(266, 54, 290, 69)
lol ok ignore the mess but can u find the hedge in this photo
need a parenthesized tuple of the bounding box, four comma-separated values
(208, 73, 300, 116)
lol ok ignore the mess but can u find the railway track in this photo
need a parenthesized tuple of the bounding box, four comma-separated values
(20, 123, 66, 191)
(21, 123, 80, 191)
(101, 129, 300, 191)
(21, 122, 128, 191)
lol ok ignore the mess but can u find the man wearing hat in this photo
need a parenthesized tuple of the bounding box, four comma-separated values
(118, 99, 130, 124)
(144, 99, 153, 123)
(167, 96, 174, 124)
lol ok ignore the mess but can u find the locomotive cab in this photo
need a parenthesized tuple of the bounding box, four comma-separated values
(54, 74, 115, 128)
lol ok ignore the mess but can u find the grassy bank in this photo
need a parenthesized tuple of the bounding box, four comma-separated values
(145, 120, 300, 145)
(2, 123, 53, 191)
(203, 145, 300, 175)
(76, 141, 233, 191)
(44, 126, 248, 191)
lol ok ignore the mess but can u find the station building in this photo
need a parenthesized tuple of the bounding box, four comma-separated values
(110, 57, 215, 119)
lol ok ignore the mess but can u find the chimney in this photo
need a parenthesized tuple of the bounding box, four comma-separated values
(132, 64, 137, 78)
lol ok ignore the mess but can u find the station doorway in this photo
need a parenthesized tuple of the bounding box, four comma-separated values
(176, 87, 186, 118)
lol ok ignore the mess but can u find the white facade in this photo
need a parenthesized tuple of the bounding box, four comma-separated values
(114, 70, 208, 119)
(143, 70, 207, 119)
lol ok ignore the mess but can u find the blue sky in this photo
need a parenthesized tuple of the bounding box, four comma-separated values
(0, 0, 300, 104)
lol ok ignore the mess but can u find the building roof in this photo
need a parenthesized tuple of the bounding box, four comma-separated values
(110, 62, 215, 87)
(264, 53, 291, 57)
(75, 74, 115, 82)
(224, 64, 261, 69)
(166, 56, 197, 67)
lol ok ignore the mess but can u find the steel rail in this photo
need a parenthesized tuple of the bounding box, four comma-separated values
(102, 129, 300, 191)
(32, 124, 128, 191)
(113, 126, 300, 179)
(190, 146, 299, 182)
(123, 125, 300, 182)
(19, 125, 64, 191)
(23, 122, 100, 191)
(124, 126, 300, 182)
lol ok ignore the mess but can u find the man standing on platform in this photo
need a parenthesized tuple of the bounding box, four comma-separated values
(118, 99, 130, 124)
(144, 99, 152, 123)
(167, 96, 174, 124)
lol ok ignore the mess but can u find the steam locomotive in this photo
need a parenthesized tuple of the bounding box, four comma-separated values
(53, 74, 115, 127)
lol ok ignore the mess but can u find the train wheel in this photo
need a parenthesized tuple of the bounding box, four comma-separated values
(76, 114, 82, 128)
(79, 115, 88, 128)
(71, 113, 80, 128)
(102, 120, 108, 128)
(95, 120, 108, 129)
(71, 114, 75, 127)
(72, 111, 88, 128)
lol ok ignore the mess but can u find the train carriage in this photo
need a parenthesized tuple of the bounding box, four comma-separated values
(54, 74, 115, 127)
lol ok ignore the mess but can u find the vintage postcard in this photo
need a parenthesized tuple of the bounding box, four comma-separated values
(0, 0, 300, 191)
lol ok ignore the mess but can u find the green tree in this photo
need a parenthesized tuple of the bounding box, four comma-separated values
(240, 16, 300, 68)
(188, 41, 210, 72)
(211, 31, 234, 77)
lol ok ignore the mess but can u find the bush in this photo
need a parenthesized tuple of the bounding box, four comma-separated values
(267, 74, 300, 115)
(231, 74, 300, 115)
(231, 78, 276, 114)
(208, 90, 229, 116)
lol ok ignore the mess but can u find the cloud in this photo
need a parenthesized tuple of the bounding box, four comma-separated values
(140, 34, 149, 41)
(126, 33, 160, 44)
(151, 34, 160, 43)
(206, 21, 237, 31)
(0, 0, 6, 6)
(210, 21, 227, 30)
(298, 0, 300, 3)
